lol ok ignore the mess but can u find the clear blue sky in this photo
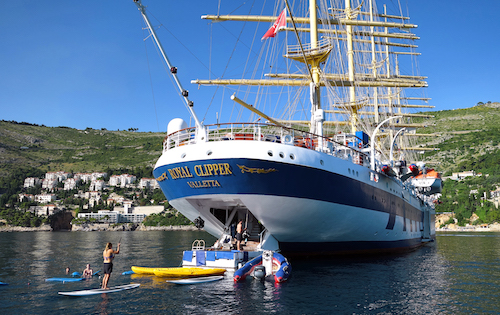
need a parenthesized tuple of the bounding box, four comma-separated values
(1, 1, 499, 133)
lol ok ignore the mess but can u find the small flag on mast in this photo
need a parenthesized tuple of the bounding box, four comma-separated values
(261, 8, 287, 40)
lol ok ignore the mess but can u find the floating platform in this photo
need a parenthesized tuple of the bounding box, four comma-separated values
(180, 240, 262, 271)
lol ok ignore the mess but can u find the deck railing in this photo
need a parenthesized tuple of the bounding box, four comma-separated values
(164, 123, 370, 167)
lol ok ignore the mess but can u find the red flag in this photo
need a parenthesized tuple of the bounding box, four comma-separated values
(261, 8, 287, 40)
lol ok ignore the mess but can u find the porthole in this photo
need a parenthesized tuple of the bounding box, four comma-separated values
(320, 160, 324, 165)
(181, 153, 186, 158)
(279, 152, 284, 158)
(267, 150, 273, 157)
(348, 168, 351, 174)
(206, 150, 213, 156)
(356, 171, 359, 176)
(289, 154, 295, 160)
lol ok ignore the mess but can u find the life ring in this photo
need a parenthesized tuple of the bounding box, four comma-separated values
(358, 142, 362, 149)
(305, 138, 313, 149)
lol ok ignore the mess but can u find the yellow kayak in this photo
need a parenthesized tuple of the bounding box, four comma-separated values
(131, 266, 160, 275)
(153, 267, 226, 278)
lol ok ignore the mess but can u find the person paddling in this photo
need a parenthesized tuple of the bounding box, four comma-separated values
(101, 242, 120, 289)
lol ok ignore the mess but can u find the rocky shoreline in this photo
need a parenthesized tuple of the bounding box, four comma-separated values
(435, 213, 500, 232)
(0, 224, 53, 232)
(436, 223, 500, 232)
(3, 218, 500, 233)
(0, 223, 200, 232)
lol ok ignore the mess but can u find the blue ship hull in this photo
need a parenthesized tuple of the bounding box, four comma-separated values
(153, 140, 435, 256)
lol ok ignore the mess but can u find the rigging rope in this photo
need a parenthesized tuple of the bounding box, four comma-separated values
(140, 15, 160, 132)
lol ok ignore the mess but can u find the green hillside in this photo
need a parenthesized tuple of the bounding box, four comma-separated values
(1, 102, 499, 178)
(1, 103, 499, 227)
(416, 102, 500, 176)
(0, 121, 165, 177)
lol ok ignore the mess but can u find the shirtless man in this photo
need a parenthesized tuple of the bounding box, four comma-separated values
(236, 220, 243, 251)
(82, 264, 93, 278)
(102, 242, 120, 289)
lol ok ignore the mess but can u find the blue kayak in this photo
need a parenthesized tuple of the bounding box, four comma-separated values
(46, 277, 84, 283)
(0, 281, 8, 285)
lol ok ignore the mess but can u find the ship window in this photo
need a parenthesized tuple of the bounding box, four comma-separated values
(268, 151, 273, 157)
(181, 153, 186, 159)
(289, 154, 295, 160)
(207, 150, 213, 156)
(279, 152, 284, 158)
(320, 160, 324, 165)
(348, 168, 351, 174)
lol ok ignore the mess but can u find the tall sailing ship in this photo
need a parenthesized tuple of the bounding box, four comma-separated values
(134, 0, 438, 255)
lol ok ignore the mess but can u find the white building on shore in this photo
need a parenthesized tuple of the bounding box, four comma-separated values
(42, 178, 58, 190)
(75, 173, 92, 183)
(92, 172, 107, 181)
(90, 180, 105, 191)
(24, 177, 41, 188)
(19, 194, 35, 202)
(64, 178, 80, 191)
(35, 193, 56, 203)
(139, 178, 159, 190)
(120, 174, 136, 188)
(78, 210, 147, 223)
(45, 171, 70, 182)
(29, 204, 58, 216)
(109, 175, 121, 187)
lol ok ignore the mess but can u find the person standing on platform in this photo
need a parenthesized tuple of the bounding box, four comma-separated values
(236, 220, 243, 251)
(101, 242, 120, 289)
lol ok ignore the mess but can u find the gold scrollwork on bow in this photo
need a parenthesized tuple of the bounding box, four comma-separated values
(237, 165, 278, 174)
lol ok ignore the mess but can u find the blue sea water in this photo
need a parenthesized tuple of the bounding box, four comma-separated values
(1, 231, 500, 314)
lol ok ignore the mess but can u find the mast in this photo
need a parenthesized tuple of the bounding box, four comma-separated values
(308, 0, 324, 137)
(369, 0, 379, 124)
(133, 0, 204, 133)
(194, 0, 430, 144)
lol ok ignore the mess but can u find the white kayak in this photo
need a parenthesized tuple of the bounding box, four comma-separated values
(58, 283, 140, 296)
(166, 276, 224, 285)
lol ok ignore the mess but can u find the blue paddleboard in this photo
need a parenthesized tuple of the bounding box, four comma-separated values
(122, 270, 135, 275)
(46, 277, 84, 283)
(58, 283, 140, 296)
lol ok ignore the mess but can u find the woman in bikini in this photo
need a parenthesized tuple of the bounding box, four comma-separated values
(82, 264, 93, 278)
(102, 242, 120, 289)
